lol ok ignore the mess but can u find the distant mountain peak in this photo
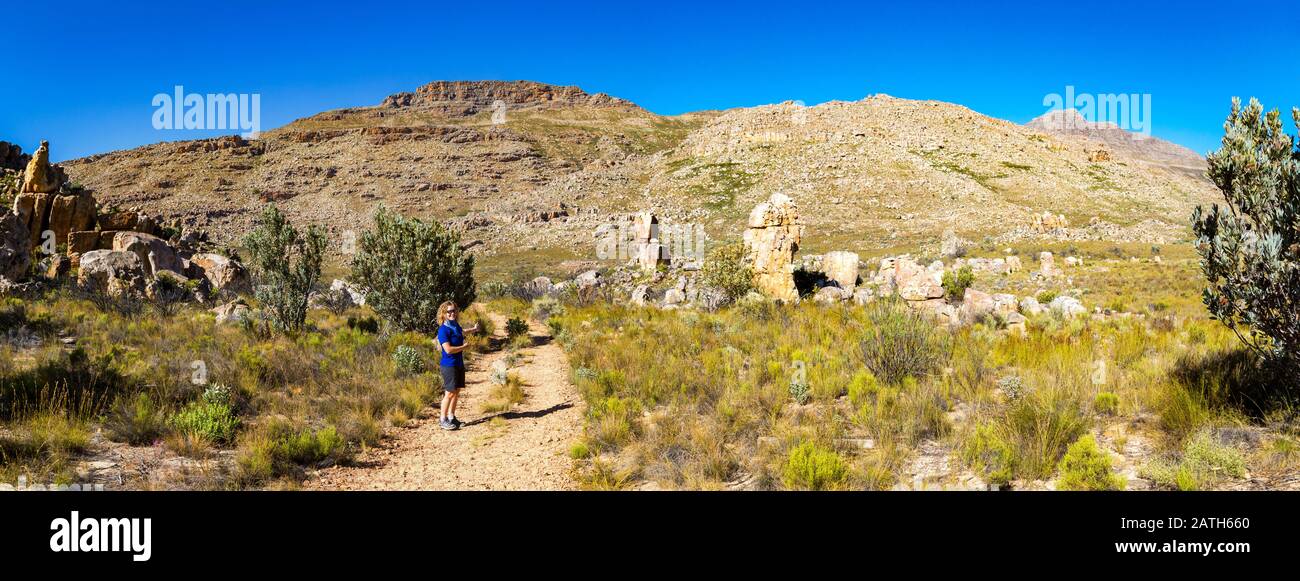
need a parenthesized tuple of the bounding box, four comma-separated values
(379, 80, 640, 115)
(1026, 108, 1205, 174)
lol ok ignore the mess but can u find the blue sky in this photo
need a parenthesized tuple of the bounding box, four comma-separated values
(6, 0, 1296, 161)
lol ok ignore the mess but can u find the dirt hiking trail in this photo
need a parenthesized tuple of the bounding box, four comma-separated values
(310, 312, 584, 490)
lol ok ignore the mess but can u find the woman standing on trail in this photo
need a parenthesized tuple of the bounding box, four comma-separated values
(437, 301, 479, 431)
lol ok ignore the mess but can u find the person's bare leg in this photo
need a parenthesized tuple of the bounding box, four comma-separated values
(440, 390, 452, 421)
(448, 390, 460, 420)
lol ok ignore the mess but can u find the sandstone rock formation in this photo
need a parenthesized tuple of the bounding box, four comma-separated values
(21, 141, 63, 193)
(1039, 251, 1059, 277)
(633, 212, 668, 273)
(112, 231, 183, 277)
(77, 250, 147, 297)
(822, 251, 859, 293)
(0, 212, 31, 281)
(1030, 212, 1070, 233)
(742, 194, 801, 302)
(187, 253, 248, 292)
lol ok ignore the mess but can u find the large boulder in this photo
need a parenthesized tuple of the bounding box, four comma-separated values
(1039, 251, 1059, 278)
(822, 250, 859, 293)
(77, 250, 147, 297)
(13, 191, 53, 249)
(189, 253, 249, 293)
(112, 231, 182, 277)
(814, 286, 848, 304)
(1049, 295, 1087, 318)
(895, 258, 943, 301)
(742, 193, 802, 302)
(212, 300, 251, 325)
(959, 288, 995, 323)
(0, 211, 32, 282)
(330, 279, 366, 306)
(47, 193, 96, 246)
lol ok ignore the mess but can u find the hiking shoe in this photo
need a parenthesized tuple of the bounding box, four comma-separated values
(439, 419, 457, 431)
(451, 417, 463, 428)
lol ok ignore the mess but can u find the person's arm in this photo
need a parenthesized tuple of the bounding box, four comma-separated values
(442, 341, 468, 354)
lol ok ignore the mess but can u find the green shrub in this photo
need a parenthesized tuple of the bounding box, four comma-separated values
(391, 345, 425, 375)
(105, 392, 167, 445)
(350, 205, 476, 334)
(700, 241, 754, 303)
(846, 369, 879, 407)
(859, 299, 952, 385)
(170, 401, 240, 444)
(788, 377, 811, 405)
(942, 265, 975, 302)
(1094, 392, 1120, 415)
(1036, 290, 1059, 304)
(1193, 97, 1300, 381)
(962, 424, 1015, 487)
(242, 204, 326, 334)
(782, 441, 849, 490)
(1056, 434, 1124, 490)
(505, 317, 529, 339)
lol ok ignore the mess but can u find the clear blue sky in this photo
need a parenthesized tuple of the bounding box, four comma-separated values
(6, 0, 1296, 161)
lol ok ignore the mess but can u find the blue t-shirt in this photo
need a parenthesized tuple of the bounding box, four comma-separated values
(437, 321, 465, 367)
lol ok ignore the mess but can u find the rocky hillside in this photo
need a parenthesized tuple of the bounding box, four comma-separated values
(1026, 108, 1207, 178)
(58, 81, 1219, 274)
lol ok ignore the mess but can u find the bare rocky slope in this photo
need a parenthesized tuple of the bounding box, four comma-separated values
(58, 81, 1219, 275)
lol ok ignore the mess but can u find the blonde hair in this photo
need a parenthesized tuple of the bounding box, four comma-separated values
(437, 301, 458, 326)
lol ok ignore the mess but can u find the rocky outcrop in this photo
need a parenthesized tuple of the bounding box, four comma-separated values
(822, 251, 859, 293)
(1030, 212, 1070, 233)
(77, 250, 147, 297)
(20, 141, 65, 194)
(189, 253, 249, 293)
(0, 212, 32, 282)
(112, 231, 183, 277)
(1039, 251, 1059, 277)
(634, 212, 667, 273)
(893, 258, 944, 301)
(742, 194, 802, 302)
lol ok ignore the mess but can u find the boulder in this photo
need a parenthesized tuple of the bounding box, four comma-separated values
(959, 288, 995, 323)
(43, 255, 70, 279)
(1049, 295, 1087, 318)
(1005, 255, 1022, 274)
(637, 239, 667, 272)
(1038, 252, 1059, 277)
(189, 253, 249, 293)
(742, 193, 802, 302)
(212, 301, 252, 325)
(575, 269, 601, 289)
(77, 250, 147, 297)
(0, 212, 32, 282)
(852, 287, 875, 306)
(630, 284, 649, 306)
(330, 279, 366, 306)
(895, 258, 944, 301)
(991, 293, 1019, 315)
(13, 191, 53, 249)
(67, 230, 99, 256)
(662, 287, 686, 307)
(1019, 296, 1045, 316)
(112, 231, 183, 277)
(98, 211, 139, 231)
(47, 193, 96, 245)
(822, 251, 859, 293)
(813, 286, 848, 304)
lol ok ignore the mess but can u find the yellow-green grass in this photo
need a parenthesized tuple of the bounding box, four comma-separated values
(0, 290, 494, 488)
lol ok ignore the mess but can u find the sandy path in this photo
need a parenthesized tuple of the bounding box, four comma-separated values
(309, 312, 584, 490)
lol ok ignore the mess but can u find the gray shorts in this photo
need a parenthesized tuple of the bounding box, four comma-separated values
(440, 364, 466, 392)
